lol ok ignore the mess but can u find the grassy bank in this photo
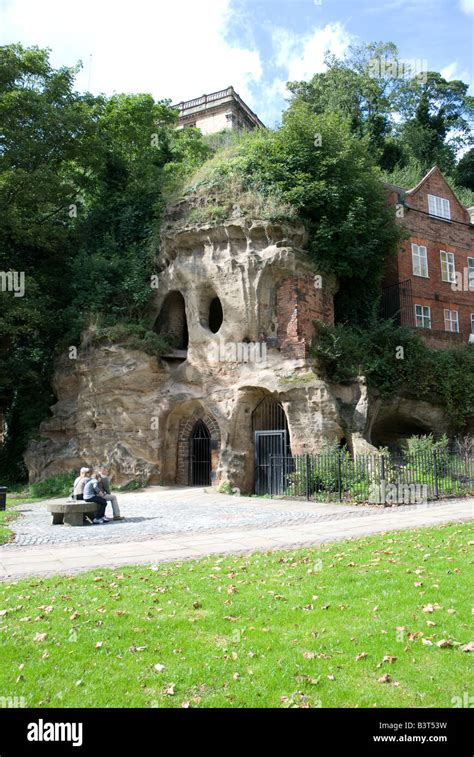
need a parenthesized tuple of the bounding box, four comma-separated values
(0, 523, 471, 707)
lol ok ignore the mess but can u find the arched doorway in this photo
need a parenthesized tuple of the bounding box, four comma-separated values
(189, 419, 211, 486)
(252, 396, 291, 495)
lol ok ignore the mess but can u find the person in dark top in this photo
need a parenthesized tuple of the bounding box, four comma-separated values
(83, 472, 108, 525)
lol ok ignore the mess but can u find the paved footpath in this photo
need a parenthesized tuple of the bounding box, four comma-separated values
(0, 487, 472, 581)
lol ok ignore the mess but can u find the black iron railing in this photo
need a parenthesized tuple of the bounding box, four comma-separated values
(262, 451, 474, 503)
(380, 279, 415, 327)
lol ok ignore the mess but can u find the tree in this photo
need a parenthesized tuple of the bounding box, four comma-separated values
(0, 44, 101, 480)
(288, 43, 407, 172)
(454, 147, 474, 191)
(0, 45, 210, 481)
(236, 101, 403, 324)
(397, 73, 474, 173)
(288, 43, 474, 176)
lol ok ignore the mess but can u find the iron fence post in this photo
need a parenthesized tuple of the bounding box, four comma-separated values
(337, 453, 342, 501)
(269, 455, 273, 499)
(381, 454, 387, 506)
(433, 451, 439, 499)
(305, 454, 310, 501)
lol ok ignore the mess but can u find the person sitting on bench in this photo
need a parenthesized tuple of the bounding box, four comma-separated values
(98, 465, 125, 521)
(83, 472, 108, 525)
(72, 468, 91, 500)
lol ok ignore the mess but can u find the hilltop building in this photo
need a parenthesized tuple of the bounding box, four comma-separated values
(174, 86, 265, 135)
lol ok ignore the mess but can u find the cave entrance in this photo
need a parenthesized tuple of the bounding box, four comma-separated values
(155, 291, 188, 351)
(252, 396, 291, 495)
(189, 419, 211, 486)
(371, 415, 432, 453)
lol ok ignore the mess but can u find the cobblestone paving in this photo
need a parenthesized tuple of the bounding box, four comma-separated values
(3, 486, 465, 549)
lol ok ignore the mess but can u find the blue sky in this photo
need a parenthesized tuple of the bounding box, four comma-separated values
(1, 0, 473, 126)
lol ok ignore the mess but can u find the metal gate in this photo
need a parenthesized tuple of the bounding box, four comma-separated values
(189, 420, 211, 486)
(255, 430, 288, 495)
(252, 396, 291, 495)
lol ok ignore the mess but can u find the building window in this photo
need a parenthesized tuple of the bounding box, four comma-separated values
(415, 304, 431, 329)
(444, 309, 459, 333)
(440, 250, 456, 283)
(468, 257, 474, 287)
(471, 314, 474, 334)
(412, 243, 429, 277)
(428, 194, 451, 220)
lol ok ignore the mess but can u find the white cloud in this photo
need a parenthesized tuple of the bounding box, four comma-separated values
(460, 0, 474, 14)
(271, 22, 353, 83)
(0, 0, 262, 107)
(440, 60, 471, 84)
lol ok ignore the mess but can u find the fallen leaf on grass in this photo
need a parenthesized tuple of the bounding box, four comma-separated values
(378, 674, 392, 684)
(460, 642, 474, 653)
(436, 639, 453, 648)
(162, 684, 175, 696)
(383, 655, 397, 664)
(33, 633, 47, 642)
(356, 652, 368, 661)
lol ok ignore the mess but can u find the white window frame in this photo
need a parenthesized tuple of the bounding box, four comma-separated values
(415, 304, 431, 329)
(412, 243, 429, 277)
(444, 309, 459, 333)
(428, 194, 451, 220)
(468, 257, 474, 288)
(440, 250, 456, 283)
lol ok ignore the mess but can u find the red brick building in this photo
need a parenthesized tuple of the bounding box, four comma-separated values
(383, 167, 474, 347)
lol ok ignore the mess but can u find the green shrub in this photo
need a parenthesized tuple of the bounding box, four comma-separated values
(117, 479, 144, 492)
(406, 434, 449, 456)
(30, 472, 76, 498)
(312, 321, 474, 432)
(88, 323, 170, 356)
(217, 481, 234, 495)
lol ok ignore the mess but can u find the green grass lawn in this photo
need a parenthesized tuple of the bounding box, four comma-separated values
(0, 501, 21, 545)
(0, 523, 472, 708)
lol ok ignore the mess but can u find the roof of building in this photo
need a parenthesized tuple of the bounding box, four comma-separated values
(385, 165, 472, 218)
(173, 86, 265, 129)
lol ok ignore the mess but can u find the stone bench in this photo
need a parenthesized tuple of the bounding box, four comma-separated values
(46, 502, 98, 527)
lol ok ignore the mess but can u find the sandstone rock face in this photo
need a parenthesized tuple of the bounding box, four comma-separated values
(25, 217, 452, 491)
